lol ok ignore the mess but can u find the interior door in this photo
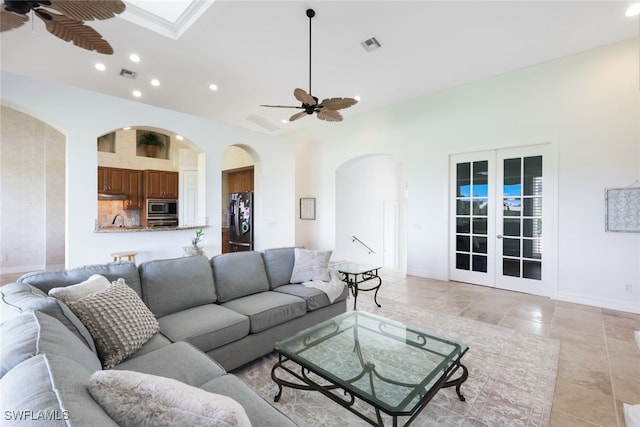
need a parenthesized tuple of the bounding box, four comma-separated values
(450, 144, 555, 297)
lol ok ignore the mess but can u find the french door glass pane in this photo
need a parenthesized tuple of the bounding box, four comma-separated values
(501, 156, 542, 281)
(455, 160, 489, 274)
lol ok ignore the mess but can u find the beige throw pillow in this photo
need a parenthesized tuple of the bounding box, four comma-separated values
(88, 370, 252, 427)
(290, 248, 332, 283)
(48, 274, 111, 303)
(67, 279, 159, 368)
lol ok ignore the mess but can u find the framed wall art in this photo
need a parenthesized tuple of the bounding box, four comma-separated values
(605, 187, 640, 232)
(300, 197, 316, 220)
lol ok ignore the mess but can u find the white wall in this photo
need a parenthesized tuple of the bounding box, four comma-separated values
(290, 39, 640, 313)
(1, 72, 296, 267)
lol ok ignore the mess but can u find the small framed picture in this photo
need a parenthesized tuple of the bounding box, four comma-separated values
(605, 187, 640, 232)
(300, 197, 316, 220)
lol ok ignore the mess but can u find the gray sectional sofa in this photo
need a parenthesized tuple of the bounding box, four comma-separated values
(0, 247, 347, 426)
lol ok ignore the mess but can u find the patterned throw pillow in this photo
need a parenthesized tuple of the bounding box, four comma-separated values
(290, 248, 332, 283)
(88, 370, 252, 427)
(67, 279, 159, 368)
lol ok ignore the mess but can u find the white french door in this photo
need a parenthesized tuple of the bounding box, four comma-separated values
(449, 144, 555, 297)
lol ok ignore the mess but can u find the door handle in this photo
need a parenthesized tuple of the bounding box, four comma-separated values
(497, 235, 504, 239)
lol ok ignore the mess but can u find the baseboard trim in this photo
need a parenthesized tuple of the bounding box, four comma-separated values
(405, 268, 446, 281)
(0, 264, 44, 275)
(555, 291, 640, 314)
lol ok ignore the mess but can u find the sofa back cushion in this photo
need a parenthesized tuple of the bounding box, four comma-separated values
(18, 262, 142, 296)
(0, 354, 117, 426)
(262, 247, 297, 289)
(211, 252, 269, 302)
(139, 255, 217, 318)
(0, 311, 101, 378)
(0, 282, 97, 354)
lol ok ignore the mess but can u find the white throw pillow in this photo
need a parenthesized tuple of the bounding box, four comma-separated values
(66, 279, 159, 368)
(290, 248, 332, 283)
(48, 274, 111, 302)
(88, 370, 252, 427)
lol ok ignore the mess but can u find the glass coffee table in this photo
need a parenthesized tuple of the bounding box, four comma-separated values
(271, 311, 468, 426)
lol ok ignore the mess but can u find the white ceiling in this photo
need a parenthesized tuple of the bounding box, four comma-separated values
(1, 1, 638, 135)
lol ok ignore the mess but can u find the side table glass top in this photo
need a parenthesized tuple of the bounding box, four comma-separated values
(331, 262, 381, 274)
(274, 311, 468, 415)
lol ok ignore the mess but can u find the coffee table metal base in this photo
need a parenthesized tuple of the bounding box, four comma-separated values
(271, 354, 468, 427)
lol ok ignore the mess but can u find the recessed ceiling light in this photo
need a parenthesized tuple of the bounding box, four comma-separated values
(150, 78, 160, 86)
(176, 135, 184, 140)
(94, 62, 106, 71)
(132, 90, 142, 97)
(129, 53, 141, 62)
(626, 3, 640, 16)
(281, 119, 289, 124)
(209, 84, 218, 91)
(354, 95, 361, 102)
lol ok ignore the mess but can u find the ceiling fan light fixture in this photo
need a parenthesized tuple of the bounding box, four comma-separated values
(361, 37, 381, 52)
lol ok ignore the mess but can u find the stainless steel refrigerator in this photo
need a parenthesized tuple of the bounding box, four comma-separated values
(229, 191, 253, 252)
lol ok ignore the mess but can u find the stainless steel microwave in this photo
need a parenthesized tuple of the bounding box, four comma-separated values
(147, 199, 178, 219)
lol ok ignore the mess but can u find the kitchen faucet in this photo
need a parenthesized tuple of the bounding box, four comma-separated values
(112, 213, 125, 228)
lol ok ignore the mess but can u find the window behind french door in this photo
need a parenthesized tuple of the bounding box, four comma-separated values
(449, 145, 555, 297)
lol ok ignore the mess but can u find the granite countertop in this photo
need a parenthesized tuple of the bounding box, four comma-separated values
(94, 225, 208, 233)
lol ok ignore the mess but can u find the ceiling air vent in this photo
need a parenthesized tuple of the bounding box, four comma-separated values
(361, 37, 381, 52)
(119, 68, 137, 79)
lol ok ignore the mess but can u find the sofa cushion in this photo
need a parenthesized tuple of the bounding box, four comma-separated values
(18, 261, 141, 296)
(211, 252, 270, 302)
(0, 311, 101, 378)
(221, 291, 306, 333)
(88, 370, 251, 427)
(139, 255, 217, 318)
(202, 374, 297, 427)
(0, 354, 117, 426)
(157, 304, 250, 353)
(273, 284, 331, 311)
(48, 274, 111, 302)
(67, 279, 159, 369)
(128, 332, 173, 359)
(115, 342, 227, 387)
(0, 282, 97, 353)
(262, 247, 297, 289)
(290, 248, 332, 283)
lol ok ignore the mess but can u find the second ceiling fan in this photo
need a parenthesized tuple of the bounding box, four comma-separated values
(261, 9, 358, 123)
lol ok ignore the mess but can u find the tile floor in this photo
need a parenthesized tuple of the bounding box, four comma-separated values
(2, 270, 638, 426)
(371, 271, 640, 427)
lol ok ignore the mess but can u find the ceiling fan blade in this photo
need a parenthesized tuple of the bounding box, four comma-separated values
(35, 10, 114, 54)
(260, 104, 303, 109)
(294, 88, 316, 106)
(320, 97, 358, 111)
(46, 0, 126, 21)
(289, 111, 308, 122)
(0, 9, 29, 32)
(316, 109, 343, 122)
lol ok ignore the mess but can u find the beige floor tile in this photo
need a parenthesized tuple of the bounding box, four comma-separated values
(499, 314, 550, 336)
(549, 409, 600, 427)
(553, 381, 618, 426)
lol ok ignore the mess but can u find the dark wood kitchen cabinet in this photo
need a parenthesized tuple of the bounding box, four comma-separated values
(98, 167, 127, 195)
(123, 169, 143, 210)
(144, 170, 179, 199)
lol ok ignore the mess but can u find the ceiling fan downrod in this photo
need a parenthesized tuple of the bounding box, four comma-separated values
(307, 8, 315, 98)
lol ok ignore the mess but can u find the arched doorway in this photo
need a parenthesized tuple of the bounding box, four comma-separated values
(335, 154, 407, 272)
(221, 145, 257, 253)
